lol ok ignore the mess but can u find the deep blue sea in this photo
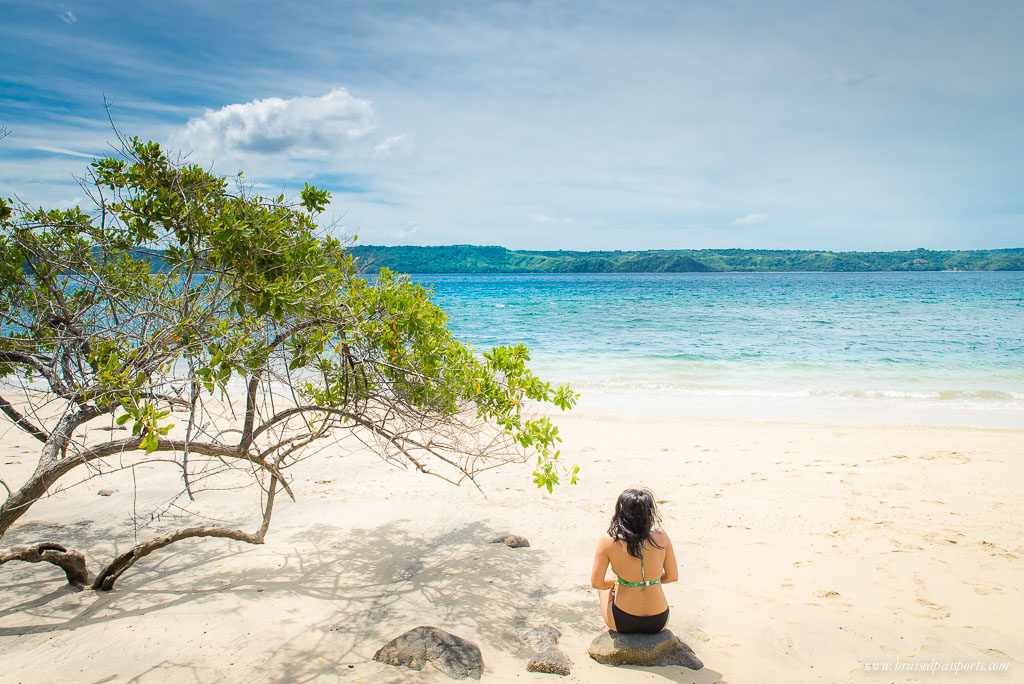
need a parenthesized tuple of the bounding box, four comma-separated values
(415, 272, 1024, 427)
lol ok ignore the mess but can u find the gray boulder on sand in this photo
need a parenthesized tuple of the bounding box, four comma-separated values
(522, 626, 572, 676)
(588, 630, 703, 669)
(373, 626, 483, 680)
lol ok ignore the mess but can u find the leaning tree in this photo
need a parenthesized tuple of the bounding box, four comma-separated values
(0, 137, 577, 590)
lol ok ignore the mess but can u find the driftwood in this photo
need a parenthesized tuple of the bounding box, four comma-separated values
(0, 542, 90, 587)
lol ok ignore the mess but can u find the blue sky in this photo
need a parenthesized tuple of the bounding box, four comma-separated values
(1, 0, 1022, 250)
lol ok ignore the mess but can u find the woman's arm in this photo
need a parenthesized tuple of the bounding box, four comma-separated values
(590, 537, 616, 590)
(660, 533, 679, 583)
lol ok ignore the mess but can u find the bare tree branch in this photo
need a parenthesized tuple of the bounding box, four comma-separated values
(0, 394, 50, 443)
(0, 351, 67, 395)
(62, 436, 295, 500)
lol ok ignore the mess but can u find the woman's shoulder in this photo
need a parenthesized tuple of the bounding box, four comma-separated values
(650, 528, 672, 545)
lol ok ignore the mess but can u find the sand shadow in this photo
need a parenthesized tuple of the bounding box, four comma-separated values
(615, 664, 725, 683)
(2, 514, 725, 682)
(1, 517, 602, 682)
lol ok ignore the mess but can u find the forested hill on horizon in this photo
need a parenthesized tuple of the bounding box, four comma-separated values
(348, 245, 1024, 273)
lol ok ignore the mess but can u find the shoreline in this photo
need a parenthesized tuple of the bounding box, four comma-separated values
(549, 404, 1024, 432)
(539, 392, 1024, 431)
(1, 408, 1021, 682)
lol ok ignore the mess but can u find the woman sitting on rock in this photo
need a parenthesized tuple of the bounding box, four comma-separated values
(591, 487, 678, 633)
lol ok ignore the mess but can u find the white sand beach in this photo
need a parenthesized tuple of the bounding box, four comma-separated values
(1, 408, 1021, 683)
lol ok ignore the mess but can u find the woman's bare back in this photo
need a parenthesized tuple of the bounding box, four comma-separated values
(606, 529, 673, 615)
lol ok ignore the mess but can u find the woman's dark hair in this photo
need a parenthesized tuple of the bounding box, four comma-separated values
(607, 488, 663, 558)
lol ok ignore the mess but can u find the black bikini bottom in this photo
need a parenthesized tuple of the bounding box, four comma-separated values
(612, 603, 669, 634)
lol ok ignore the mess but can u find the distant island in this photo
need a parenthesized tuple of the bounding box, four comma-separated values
(348, 245, 1024, 273)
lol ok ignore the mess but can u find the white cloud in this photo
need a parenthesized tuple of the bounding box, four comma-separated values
(58, 10, 76, 24)
(171, 88, 376, 161)
(361, 221, 421, 245)
(36, 145, 95, 159)
(394, 223, 420, 241)
(529, 213, 573, 224)
(53, 195, 88, 211)
(732, 213, 768, 225)
(374, 133, 412, 158)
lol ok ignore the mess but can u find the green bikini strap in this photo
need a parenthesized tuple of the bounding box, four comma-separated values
(614, 546, 661, 589)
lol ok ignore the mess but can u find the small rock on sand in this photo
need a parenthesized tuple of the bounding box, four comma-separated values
(490, 534, 530, 548)
(522, 626, 572, 675)
(527, 648, 572, 676)
(522, 626, 561, 651)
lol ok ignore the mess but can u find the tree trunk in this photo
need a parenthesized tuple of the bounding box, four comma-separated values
(0, 468, 63, 539)
(0, 406, 100, 539)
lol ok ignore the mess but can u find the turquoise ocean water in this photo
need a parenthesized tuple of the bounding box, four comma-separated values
(417, 272, 1024, 427)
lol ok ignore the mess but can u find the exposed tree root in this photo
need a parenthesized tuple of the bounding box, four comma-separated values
(0, 542, 90, 587)
(91, 476, 278, 591)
